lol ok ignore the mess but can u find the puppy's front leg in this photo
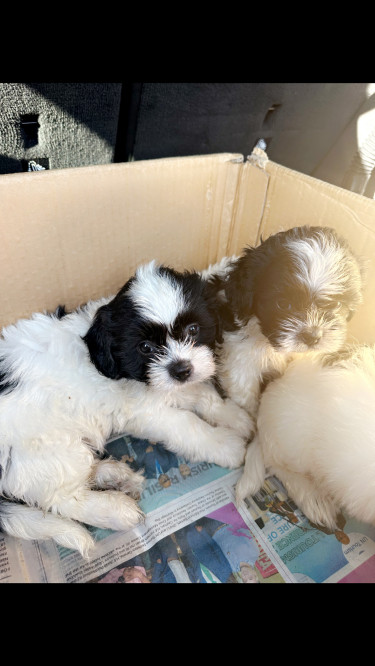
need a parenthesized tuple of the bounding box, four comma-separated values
(219, 353, 262, 421)
(193, 382, 255, 440)
(126, 407, 246, 469)
(54, 489, 144, 533)
(235, 436, 266, 502)
(218, 326, 266, 410)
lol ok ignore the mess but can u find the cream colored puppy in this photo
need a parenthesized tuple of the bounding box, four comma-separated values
(236, 345, 375, 530)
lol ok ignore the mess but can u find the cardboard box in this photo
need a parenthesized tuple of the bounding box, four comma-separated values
(0, 148, 374, 348)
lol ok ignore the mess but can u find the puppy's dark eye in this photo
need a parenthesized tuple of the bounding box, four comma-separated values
(138, 341, 157, 356)
(276, 299, 292, 311)
(185, 323, 200, 338)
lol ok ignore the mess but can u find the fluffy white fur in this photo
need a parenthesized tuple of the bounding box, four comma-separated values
(236, 346, 375, 529)
(218, 317, 291, 419)
(0, 262, 251, 558)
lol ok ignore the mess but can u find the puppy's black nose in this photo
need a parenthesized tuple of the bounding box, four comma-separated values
(299, 329, 322, 346)
(169, 360, 193, 382)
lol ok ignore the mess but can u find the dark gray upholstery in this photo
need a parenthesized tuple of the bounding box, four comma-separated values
(0, 82, 373, 196)
(0, 82, 123, 173)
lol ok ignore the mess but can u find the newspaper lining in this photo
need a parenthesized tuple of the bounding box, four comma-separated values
(2, 432, 375, 584)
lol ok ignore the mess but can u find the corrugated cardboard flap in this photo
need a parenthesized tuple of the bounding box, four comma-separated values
(0, 154, 243, 328)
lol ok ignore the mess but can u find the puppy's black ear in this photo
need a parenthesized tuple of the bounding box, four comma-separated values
(83, 304, 119, 379)
(224, 250, 256, 322)
(200, 277, 226, 342)
(204, 277, 237, 342)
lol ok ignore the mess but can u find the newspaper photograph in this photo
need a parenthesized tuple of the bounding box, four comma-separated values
(1, 432, 375, 583)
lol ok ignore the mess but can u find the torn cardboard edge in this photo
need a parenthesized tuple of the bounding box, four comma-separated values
(0, 149, 374, 345)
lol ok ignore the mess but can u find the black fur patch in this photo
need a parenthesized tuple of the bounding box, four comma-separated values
(53, 305, 68, 319)
(0, 366, 18, 395)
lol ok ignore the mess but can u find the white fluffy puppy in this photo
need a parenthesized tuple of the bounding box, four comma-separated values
(236, 345, 375, 529)
(0, 261, 251, 558)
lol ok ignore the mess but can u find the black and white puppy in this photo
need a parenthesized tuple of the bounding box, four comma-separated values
(0, 261, 251, 558)
(211, 226, 364, 416)
(236, 345, 375, 529)
(202, 226, 364, 499)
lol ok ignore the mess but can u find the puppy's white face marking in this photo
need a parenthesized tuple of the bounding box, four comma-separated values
(285, 234, 361, 300)
(128, 261, 185, 328)
(147, 336, 215, 390)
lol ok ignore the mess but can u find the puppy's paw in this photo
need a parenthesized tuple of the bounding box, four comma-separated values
(120, 467, 145, 499)
(209, 428, 246, 469)
(92, 458, 145, 498)
(235, 439, 265, 503)
(236, 470, 263, 504)
(221, 399, 256, 440)
(100, 492, 145, 532)
(69, 489, 145, 533)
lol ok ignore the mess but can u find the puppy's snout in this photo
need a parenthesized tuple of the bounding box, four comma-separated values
(299, 328, 323, 347)
(168, 360, 193, 382)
